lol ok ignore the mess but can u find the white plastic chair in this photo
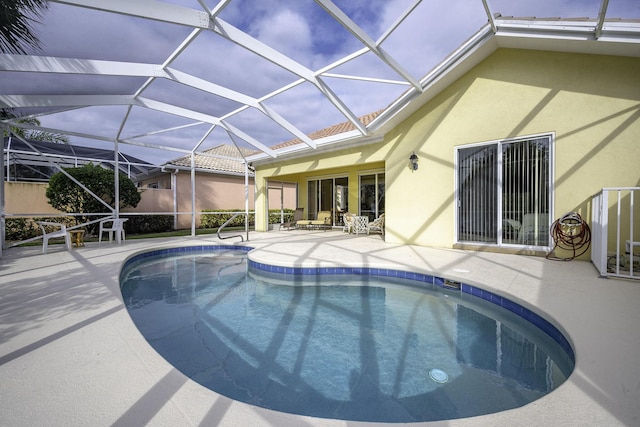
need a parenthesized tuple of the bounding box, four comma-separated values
(37, 221, 71, 254)
(98, 218, 128, 244)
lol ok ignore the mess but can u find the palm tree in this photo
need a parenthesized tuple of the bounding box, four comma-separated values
(0, 0, 49, 54)
(1, 109, 69, 143)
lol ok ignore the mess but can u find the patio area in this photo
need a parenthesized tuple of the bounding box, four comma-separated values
(1, 230, 638, 426)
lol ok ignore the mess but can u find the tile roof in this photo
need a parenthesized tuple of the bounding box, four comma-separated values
(270, 110, 384, 150)
(166, 110, 384, 172)
(166, 144, 259, 174)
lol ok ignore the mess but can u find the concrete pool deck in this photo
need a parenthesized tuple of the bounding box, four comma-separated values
(1, 230, 639, 426)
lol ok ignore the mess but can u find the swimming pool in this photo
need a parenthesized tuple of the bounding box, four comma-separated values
(120, 246, 575, 423)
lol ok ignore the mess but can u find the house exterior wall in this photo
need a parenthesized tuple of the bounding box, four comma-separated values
(171, 173, 255, 229)
(148, 173, 296, 229)
(140, 174, 172, 189)
(6, 172, 295, 230)
(255, 49, 640, 256)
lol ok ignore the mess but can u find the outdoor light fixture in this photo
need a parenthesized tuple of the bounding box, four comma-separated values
(409, 152, 419, 170)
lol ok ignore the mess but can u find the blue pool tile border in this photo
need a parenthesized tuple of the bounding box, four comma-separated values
(119, 246, 574, 362)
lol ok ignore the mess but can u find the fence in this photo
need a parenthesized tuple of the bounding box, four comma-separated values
(591, 187, 640, 279)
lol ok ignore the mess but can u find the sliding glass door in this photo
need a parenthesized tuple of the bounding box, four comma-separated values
(359, 173, 385, 221)
(457, 135, 552, 247)
(307, 177, 348, 226)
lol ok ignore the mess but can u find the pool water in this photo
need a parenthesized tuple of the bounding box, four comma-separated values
(120, 249, 574, 423)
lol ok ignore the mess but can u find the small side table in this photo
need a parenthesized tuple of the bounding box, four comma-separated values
(69, 229, 85, 247)
(353, 216, 369, 235)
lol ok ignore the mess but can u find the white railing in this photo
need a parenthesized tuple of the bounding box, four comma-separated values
(591, 187, 640, 279)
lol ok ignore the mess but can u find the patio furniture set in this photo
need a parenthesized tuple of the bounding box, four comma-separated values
(37, 218, 128, 253)
(280, 209, 384, 235)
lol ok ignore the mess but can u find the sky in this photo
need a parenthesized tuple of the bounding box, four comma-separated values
(2, 0, 639, 165)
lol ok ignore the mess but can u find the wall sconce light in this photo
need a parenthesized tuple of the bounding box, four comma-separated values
(409, 152, 419, 170)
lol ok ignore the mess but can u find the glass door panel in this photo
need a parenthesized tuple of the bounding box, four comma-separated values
(335, 177, 348, 226)
(307, 176, 349, 226)
(359, 173, 384, 221)
(307, 180, 317, 220)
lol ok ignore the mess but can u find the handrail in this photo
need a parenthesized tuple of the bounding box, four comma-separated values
(217, 212, 247, 242)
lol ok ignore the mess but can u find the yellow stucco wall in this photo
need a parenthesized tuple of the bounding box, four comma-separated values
(257, 49, 640, 252)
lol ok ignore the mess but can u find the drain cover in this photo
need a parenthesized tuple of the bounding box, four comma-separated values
(429, 368, 449, 383)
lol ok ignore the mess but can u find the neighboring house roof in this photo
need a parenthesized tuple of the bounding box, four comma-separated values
(165, 144, 260, 175)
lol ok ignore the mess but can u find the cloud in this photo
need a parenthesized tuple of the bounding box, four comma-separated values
(253, 9, 313, 60)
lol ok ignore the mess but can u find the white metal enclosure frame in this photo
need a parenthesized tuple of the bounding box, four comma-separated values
(1, 1, 639, 255)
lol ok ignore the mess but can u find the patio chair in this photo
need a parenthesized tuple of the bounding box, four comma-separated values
(367, 213, 385, 235)
(353, 215, 369, 235)
(37, 221, 72, 254)
(309, 211, 332, 230)
(98, 218, 128, 244)
(280, 207, 304, 230)
(343, 212, 356, 233)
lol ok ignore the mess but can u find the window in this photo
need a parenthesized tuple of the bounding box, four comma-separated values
(456, 134, 552, 247)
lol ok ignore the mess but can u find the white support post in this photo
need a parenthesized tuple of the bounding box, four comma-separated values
(0, 127, 5, 256)
(616, 190, 622, 276)
(190, 153, 196, 237)
(245, 161, 249, 241)
(630, 190, 635, 278)
(599, 190, 609, 276)
(172, 170, 178, 230)
(114, 140, 120, 220)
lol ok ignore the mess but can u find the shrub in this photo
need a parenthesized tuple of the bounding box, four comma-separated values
(5, 216, 74, 242)
(268, 208, 296, 224)
(200, 210, 255, 228)
(200, 209, 296, 228)
(46, 163, 141, 233)
(123, 215, 174, 234)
